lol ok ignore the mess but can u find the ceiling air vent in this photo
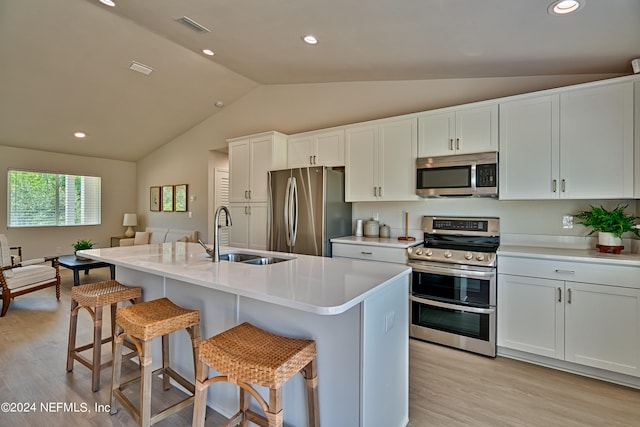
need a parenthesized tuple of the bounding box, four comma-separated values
(129, 61, 154, 76)
(177, 16, 211, 33)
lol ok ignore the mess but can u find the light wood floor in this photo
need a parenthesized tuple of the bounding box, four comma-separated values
(1, 268, 639, 426)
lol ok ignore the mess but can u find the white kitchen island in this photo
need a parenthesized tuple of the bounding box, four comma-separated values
(81, 242, 410, 427)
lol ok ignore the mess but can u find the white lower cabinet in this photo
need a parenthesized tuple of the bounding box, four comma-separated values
(228, 203, 267, 250)
(498, 258, 640, 378)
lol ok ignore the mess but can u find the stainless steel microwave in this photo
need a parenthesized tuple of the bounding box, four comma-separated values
(416, 152, 498, 197)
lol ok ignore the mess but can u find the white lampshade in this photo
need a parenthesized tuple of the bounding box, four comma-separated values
(123, 213, 137, 237)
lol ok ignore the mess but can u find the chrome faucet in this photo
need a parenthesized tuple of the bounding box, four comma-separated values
(211, 205, 232, 262)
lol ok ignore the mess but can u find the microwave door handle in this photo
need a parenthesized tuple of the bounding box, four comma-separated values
(410, 295, 495, 315)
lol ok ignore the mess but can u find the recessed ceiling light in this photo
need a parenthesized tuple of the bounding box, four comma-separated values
(74, 132, 86, 139)
(548, 0, 584, 15)
(302, 35, 318, 45)
(129, 61, 154, 76)
(99, 0, 116, 7)
(214, 101, 224, 108)
(202, 49, 215, 56)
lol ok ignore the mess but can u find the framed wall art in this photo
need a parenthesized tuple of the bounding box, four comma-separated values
(175, 184, 188, 212)
(150, 186, 161, 211)
(162, 185, 174, 212)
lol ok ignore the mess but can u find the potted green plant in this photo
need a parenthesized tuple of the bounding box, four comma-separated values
(72, 239, 94, 260)
(574, 204, 640, 248)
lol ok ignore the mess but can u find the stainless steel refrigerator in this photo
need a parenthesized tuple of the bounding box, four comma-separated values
(268, 166, 352, 257)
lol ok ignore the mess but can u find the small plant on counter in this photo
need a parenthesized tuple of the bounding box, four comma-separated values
(574, 204, 640, 240)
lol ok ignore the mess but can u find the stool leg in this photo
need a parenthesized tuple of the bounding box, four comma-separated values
(66, 299, 79, 372)
(239, 388, 250, 427)
(110, 326, 124, 415)
(302, 359, 320, 427)
(192, 360, 209, 427)
(91, 305, 104, 392)
(266, 387, 283, 427)
(140, 338, 153, 427)
(162, 334, 170, 391)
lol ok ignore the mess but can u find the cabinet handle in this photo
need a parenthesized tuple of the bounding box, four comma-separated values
(361, 251, 373, 255)
(449, 139, 453, 151)
(561, 179, 566, 193)
(552, 179, 557, 193)
(567, 288, 572, 304)
(244, 190, 248, 199)
(456, 138, 460, 150)
(373, 187, 378, 197)
(554, 269, 575, 275)
(248, 190, 251, 199)
(310, 155, 313, 164)
(244, 206, 248, 214)
(557, 287, 562, 302)
(248, 206, 251, 214)
(313, 155, 317, 164)
(378, 186, 382, 197)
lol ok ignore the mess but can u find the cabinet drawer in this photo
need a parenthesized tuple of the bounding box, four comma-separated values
(498, 256, 640, 289)
(332, 243, 408, 264)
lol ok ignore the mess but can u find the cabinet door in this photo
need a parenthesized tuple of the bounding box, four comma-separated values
(454, 104, 498, 155)
(287, 135, 314, 168)
(565, 281, 640, 377)
(248, 203, 268, 250)
(378, 118, 418, 201)
(315, 130, 344, 166)
(249, 136, 274, 202)
(559, 82, 634, 199)
(497, 274, 564, 359)
(229, 141, 250, 203)
(499, 95, 560, 199)
(228, 204, 249, 248)
(418, 112, 454, 157)
(345, 125, 378, 202)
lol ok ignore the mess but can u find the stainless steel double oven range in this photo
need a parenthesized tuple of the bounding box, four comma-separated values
(407, 216, 499, 357)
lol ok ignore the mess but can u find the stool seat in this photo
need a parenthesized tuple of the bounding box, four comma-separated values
(67, 280, 142, 392)
(116, 297, 200, 341)
(199, 322, 316, 389)
(193, 322, 319, 427)
(110, 297, 200, 427)
(71, 280, 141, 307)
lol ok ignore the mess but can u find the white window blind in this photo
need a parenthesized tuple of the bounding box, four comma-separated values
(8, 170, 102, 227)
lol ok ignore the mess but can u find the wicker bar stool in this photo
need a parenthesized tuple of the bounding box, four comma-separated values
(66, 280, 142, 392)
(110, 297, 200, 427)
(192, 322, 319, 427)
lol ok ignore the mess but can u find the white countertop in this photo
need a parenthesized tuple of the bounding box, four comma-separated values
(79, 242, 410, 315)
(331, 235, 421, 249)
(498, 244, 640, 267)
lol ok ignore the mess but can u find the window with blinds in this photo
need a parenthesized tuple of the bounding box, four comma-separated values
(7, 169, 102, 227)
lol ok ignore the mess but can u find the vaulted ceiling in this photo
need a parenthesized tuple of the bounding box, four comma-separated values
(1, 0, 638, 161)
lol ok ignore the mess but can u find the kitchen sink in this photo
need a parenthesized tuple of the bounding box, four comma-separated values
(218, 251, 293, 265)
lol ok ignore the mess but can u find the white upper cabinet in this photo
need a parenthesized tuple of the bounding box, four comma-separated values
(228, 132, 287, 203)
(288, 129, 344, 168)
(636, 81, 640, 198)
(499, 81, 634, 200)
(345, 116, 418, 202)
(418, 104, 498, 157)
(559, 81, 634, 199)
(499, 94, 560, 199)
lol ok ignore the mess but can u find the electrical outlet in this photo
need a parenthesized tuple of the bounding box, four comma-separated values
(562, 215, 574, 229)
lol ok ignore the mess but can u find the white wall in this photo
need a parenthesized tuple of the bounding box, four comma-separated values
(136, 73, 625, 240)
(0, 145, 136, 257)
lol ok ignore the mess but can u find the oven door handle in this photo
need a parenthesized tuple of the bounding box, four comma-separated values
(408, 263, 496, 279)
(410, 295, 495, 315)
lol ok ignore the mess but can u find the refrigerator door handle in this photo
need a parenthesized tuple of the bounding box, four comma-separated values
(290, 176, 298, 247)
(284, 176, 292, 246)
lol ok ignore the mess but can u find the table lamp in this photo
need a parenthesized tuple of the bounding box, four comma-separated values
(123, 213, 137, 237)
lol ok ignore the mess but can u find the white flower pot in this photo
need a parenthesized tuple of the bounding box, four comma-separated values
(598, 232, 622, 247)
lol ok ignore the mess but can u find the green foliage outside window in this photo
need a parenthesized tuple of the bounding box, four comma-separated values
(8, 170, 101, 227)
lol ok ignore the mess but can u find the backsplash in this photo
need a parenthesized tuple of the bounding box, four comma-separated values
(352, 198, 639, 250)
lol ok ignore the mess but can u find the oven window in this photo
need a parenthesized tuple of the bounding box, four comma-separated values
(412, 302, 490, 340)
(412, 271, 491, 306)
(417, 166, 471, 189)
